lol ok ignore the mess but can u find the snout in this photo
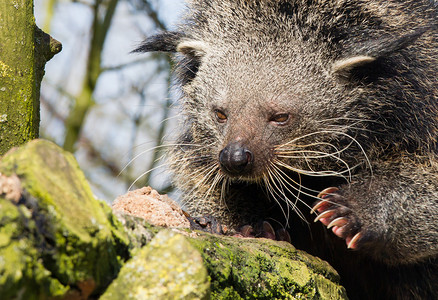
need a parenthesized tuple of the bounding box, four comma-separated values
(219, 142, 254, 176)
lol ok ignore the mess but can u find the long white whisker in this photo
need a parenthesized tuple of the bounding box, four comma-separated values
(269, 165, 313, 213)
(272, 163, 350, 210)
(128, 162, 168, 190)
(274, 159, 351, 182)
(119, 142, 208, 176)
(263, 172, 291, 225)
(280, 130, 373, 175)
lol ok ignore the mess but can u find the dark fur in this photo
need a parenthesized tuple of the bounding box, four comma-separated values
(136, 1, 438, 299)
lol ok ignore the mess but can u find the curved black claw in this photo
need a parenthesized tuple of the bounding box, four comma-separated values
(276, 228, 292, 243)
(311, 187, 363, 249)
(256, 221, 276, 240)
(184, 212, 225, 235)
(238, 221, 291, 243)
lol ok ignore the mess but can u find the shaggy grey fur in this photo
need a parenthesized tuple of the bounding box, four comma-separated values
(136, 1, 438, 298)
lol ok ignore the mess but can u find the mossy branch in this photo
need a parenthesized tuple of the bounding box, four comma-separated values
(0, 0, 61, 156)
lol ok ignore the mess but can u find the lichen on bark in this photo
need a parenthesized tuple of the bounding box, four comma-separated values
(0, 0, 61, 156)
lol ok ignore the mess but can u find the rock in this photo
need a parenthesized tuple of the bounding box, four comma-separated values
(101, 230, 210, 300)
(188, 233, 348, 299)
(0, 139, 131, 299)
(113, 187, 190, 229)
(0, 139, 348, 299)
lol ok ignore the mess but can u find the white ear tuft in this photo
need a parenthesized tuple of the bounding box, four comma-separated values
(332, 55, 376, 74)
(176, 40, 209, 57)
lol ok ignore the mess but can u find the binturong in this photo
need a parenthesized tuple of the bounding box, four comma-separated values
(135, 0, 438, 299)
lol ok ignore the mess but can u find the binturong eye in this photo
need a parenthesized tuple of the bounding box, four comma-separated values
(270, 113, 290, 125)
(214, 109, 228, 123)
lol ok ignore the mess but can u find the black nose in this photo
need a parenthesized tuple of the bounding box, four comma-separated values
(219, 142, 253, 175)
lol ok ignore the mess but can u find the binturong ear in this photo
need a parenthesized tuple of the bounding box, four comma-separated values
(133, 31, 208, 58)
(176, 40, 209, 58)
(332, 26, 433, 77)
(175, 40, 209, 83)
(133, 31, 185, 53)
(133, 32, 208, 83)
(332, 55, 376, 75)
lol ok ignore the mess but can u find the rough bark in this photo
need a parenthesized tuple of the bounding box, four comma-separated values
(0, 0, 61, 156)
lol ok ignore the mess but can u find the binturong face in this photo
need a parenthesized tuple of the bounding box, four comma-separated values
(176, 35, 368, 187)
(184, 44, 333, 181)
(134, 0, 434, 210)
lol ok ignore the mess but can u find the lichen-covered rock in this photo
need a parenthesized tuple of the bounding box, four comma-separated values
(101, 230, 210, 300)
(188, 233, 348, 299)
(0, 139, 131, 299)
(0, 139, 347, 299)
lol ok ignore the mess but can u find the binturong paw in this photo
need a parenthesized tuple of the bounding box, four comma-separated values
(238, 221, 291, 243)
(311, 187, 363, 250)
(184, 212, 226, 235)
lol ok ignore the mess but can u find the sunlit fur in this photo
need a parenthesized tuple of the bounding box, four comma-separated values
(136, 0, 438, 298)
(167, 0, 437, 238)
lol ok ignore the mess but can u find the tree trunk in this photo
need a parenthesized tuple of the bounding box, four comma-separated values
(0, 0, 61, 156)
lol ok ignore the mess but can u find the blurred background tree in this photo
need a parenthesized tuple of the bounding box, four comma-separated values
(35, 0, 184, 202)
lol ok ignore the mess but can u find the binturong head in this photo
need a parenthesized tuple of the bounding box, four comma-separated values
(134, 0, 437, 192)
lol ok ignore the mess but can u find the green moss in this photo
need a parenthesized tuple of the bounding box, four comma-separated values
(1, 140, 111, 240)
(101, 230, 210, 300)
(212, 286, 244, 300)
(0, 140, 131, 298)
(0, 197, 70, 299)
(188, 233, 348, 300)
(110, 209, 161, 253)
(0, 61, 13, 77)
